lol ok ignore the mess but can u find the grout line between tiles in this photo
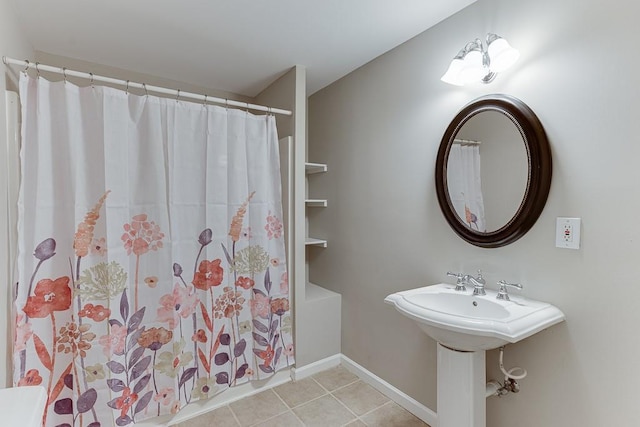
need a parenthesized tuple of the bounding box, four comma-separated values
(270, 386, 307, 426)
(227, 402, 243, 427)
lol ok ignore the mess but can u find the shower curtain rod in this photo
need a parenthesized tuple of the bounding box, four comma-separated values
(2, 56, 292, 116)
(453, 138, 481, 145)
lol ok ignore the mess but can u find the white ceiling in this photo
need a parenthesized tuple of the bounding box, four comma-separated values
(11, 0, 475, 97)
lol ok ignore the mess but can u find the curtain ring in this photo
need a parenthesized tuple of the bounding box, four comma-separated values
(22, 59, 30, 75)
(142, 83, 148, 97)
(224, 98, 229, 110)
(62, 67, 67, 84)
(176, 89, 180, 102)
(125, 80, 130, 95)
(35, 62, 40, 79)
(89, 72, 94, 88)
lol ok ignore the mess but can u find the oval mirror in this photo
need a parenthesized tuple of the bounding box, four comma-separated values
(435, 94, 551, 248)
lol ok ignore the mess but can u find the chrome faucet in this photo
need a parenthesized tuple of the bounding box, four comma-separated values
(446, 272, 467, 291)
(496, 280, 523, 301)
(470, 270, 486, 296)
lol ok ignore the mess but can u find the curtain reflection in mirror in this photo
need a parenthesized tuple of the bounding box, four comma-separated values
(447, 141, 486, 232)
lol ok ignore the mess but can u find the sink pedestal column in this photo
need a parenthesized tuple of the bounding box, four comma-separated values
(437, 344, 486, 427)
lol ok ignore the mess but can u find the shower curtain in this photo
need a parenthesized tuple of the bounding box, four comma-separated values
(447, 144, 486, 232)
(13, 74, 293, 427)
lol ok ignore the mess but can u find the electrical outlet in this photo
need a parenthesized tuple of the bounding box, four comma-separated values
(556, 217, 581, 249)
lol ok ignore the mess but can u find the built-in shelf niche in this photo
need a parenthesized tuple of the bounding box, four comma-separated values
(305, 162, 327, 174)
(305, 199, 327, 207)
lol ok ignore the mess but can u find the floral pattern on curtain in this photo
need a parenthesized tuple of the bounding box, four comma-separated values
(13, 74, 293, 427)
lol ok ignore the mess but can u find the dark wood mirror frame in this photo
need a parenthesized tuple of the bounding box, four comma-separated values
(435, 94, 552, 248)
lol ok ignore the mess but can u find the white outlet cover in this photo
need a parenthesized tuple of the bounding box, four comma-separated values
(556, 217, 581, 249)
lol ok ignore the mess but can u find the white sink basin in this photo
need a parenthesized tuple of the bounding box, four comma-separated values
(385, 283, 565, 351)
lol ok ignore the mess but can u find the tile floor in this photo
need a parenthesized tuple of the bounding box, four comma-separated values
(174, 365, 430, 427)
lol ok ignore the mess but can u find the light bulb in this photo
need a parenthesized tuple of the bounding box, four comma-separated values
(487, 38, 520, 73)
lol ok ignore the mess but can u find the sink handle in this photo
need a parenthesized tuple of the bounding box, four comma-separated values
(446, 272, 467, 291)
(496, 280, 523, 301)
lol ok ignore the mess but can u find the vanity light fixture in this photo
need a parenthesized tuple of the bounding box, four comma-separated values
(441, 33, 520, 86)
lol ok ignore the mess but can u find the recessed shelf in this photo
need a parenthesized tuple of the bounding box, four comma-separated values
(306, 282, 341, 302)
(305, 237, 327, 247)
(305, 199, 327, 207)
(305, 162, 327, 174)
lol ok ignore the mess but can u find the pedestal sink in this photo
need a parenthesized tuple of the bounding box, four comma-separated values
(385, 283, 565, 427)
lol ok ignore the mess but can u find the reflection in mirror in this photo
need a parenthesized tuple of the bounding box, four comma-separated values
(446, 111, 528, 233)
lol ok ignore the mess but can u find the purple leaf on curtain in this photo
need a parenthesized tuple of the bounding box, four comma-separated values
(115, 415, 132, 426)
(264, 268, 272, 294)
(234, 339, 247, 358)
(252, 288, 266, 297)
(221, 243, 233, 267)
(269, 319, 279, 339)
(215, 372, 229, 385)
(53, 398, 73, 415)
(134, 390, 154, 415)
(107, 397, 119, 409)
(258, 364, 274, 374)
(77, 388, 97, 413)
(173, 263, 183, 277)
(271, 333, 280, 348)
(214, 352, 229, 366)
(198, 229, 213, 246)
(107, 378, 126, 392)
(64, 373, 73, 389)
(252, 332, 269, 347)
(127, 327, 145, 351)
(128, 346, 145, 370)
(127, 307, 146, 332)
(133, 373, 151, 395)
(235, 363, 249, 379)
(109, 319, 123, 328)
(274, 347, 283, 367)
(34, 238, 56, 261)
(106, 361, 126, 375)
(120, 289, 129, 322)
(252, 320, 268, 333)
(55, 424, 72, 427)
(219, 333, 231, 346)
(87, 422, 101, 427)
(131, 355, 151, 380)
(178, 367, 198, 389)
(50, 364, 73, 404)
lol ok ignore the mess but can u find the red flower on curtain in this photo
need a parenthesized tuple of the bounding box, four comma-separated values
(114, 387, 139, 418)
(22, 277, 72, 318)
(192, 259, 224, 290)
(17, 368, 42, 386)
(258, 345, 275, 367)
(121, 214, 164, 256)
(79, 303, 111, 322)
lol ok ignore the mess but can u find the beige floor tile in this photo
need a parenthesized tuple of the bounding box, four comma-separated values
(332, 380, 390, 416)
(228, 390, 289, 427)
(312, 365, 359, 391)
(360, 402, 430, 427)
(344, 421, 367, 427)
(173, 405, 239, 427)
(274, 377, 327, 408)
(253, 411, 304, 427)
(293, 395, 356, 427)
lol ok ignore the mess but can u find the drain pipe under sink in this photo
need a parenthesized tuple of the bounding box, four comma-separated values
(486, 346, 528, 398)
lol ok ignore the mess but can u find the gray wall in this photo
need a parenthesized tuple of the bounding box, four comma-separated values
(0, 0, 33, 388)
(308, 0, 640, 425)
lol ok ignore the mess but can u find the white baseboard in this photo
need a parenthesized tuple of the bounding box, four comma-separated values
(340, 354, 438, 427)
(291, 353, 342, 380)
